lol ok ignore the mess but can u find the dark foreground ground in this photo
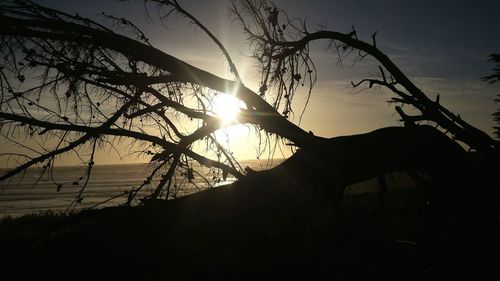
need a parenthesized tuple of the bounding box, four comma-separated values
(1, 187, 499, 281)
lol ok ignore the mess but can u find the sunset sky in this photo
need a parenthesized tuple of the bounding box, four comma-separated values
(2, 0, 500, 166)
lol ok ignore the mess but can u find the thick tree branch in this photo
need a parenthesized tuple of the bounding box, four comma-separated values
(0, 15, 314, 146)
(260, 26, 498, 153)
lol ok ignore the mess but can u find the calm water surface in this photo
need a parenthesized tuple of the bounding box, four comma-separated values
(0, 161, 272, 218)
(0, 159, 408, 218)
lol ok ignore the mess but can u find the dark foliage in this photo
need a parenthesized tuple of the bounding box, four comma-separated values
(483, 53, 500, 138)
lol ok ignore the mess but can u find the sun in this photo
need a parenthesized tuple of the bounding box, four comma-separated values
(212, 94, 242, 125)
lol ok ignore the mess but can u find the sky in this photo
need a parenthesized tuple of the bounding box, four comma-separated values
(2, 0, 500, 167)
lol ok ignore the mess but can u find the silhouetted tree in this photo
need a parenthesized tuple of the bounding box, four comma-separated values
(483, 53, 500, 138)
(0, 0, 497, 209)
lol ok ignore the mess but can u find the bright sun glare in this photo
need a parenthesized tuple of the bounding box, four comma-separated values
(212, 94, 242, 124)
(212, 93, 249, 145)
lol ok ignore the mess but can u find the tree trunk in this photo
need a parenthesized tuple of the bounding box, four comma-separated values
(141, 125, 484, 230)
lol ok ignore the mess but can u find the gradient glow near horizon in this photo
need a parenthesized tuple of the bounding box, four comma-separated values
(2, 0, 500, 167)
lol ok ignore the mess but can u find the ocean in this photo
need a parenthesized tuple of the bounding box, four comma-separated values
(0, 159, 416, 218)
(0, 159, 276, 218)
